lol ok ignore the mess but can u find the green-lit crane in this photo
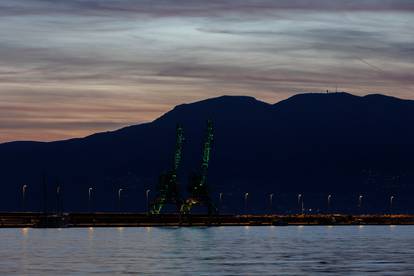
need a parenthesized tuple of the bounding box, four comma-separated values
(150, 124, 184, 214)
(181, 120, 217, 215)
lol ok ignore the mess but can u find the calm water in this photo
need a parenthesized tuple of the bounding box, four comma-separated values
(1, 226, 414, 275)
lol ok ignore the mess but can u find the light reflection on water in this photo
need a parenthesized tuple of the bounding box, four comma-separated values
(1, 226, 414, 275)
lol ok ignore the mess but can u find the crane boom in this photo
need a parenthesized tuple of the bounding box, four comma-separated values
(199, 120, 213, 187)
(150, 124, 184, 214)
(172, 124, 184, 175)
(181, 120, 217, 215)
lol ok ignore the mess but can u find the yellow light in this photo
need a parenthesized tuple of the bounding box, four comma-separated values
(21, 228, 29, 237)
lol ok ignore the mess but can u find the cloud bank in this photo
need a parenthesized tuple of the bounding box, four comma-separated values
(0, 0, 413, 142)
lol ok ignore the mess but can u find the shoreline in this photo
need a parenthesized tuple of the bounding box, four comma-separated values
(1, 213, 414, 228)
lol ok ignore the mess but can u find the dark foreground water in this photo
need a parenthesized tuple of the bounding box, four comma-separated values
(1, 226, 414, 275)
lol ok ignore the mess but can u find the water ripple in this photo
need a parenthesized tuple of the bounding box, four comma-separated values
(0, 226, 414, 275)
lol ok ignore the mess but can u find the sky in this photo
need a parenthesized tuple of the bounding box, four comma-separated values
(0, 0, 413, 142)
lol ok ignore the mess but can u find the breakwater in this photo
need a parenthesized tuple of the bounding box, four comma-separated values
(1, 213, 414, 228)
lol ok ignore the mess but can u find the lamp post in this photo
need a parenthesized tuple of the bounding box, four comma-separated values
(327, 194, 332, 213)
(301, 195, 304, 214)
(56, 185, 61, 214)
(244, 193, 249, 214)
(390, 195, 395, 214)
(22, 185, 28, 212)
(297, 194, 302, 214)
(118, 188, 124, 212)
(88, 187, 93, 213)
(269, 193, 274, 214)
(219, 193, 223, 213)
(146, 189, 151, 213)
(358, 195, 363, 213)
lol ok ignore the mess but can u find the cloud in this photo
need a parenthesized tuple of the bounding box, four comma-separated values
(0, 0, 413, 142)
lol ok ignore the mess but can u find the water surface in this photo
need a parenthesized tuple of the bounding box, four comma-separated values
(1, 226, 414, 275)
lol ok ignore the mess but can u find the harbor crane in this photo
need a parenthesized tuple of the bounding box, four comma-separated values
(181, 120, 217, 215)
(150, 124, 184, 214)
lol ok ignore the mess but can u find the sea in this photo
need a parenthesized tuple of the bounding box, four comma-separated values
(1, 226, 414, 275)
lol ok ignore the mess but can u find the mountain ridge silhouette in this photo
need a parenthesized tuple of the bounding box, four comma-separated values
(1, 92, 414, 213)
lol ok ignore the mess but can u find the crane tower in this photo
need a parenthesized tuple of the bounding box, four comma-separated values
(181, 120, 217, 215)
(150, 124, 184, 214)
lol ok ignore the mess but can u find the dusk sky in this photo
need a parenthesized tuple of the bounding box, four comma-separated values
(1, 0, 413, 142)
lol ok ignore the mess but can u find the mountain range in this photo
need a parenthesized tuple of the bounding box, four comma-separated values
(1, 92, 414, 213)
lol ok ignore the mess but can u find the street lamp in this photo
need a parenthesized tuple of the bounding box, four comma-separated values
(269, 193, 274, 214)
(219, 193, 223, 213)
(22, 185, 28, 212)
(358, 195, 363, 212)
(244, 193, 249, 214)
(56, 185, 61, 214)
(327, 194, 332, 213)
(146, 189, 151, 213)
(297, 194, 303, 214)
(118, 188, 124, 212)
(301, 195, 304, 214)
(88, 187, 93, 213)
(390, 195, 395, 214)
